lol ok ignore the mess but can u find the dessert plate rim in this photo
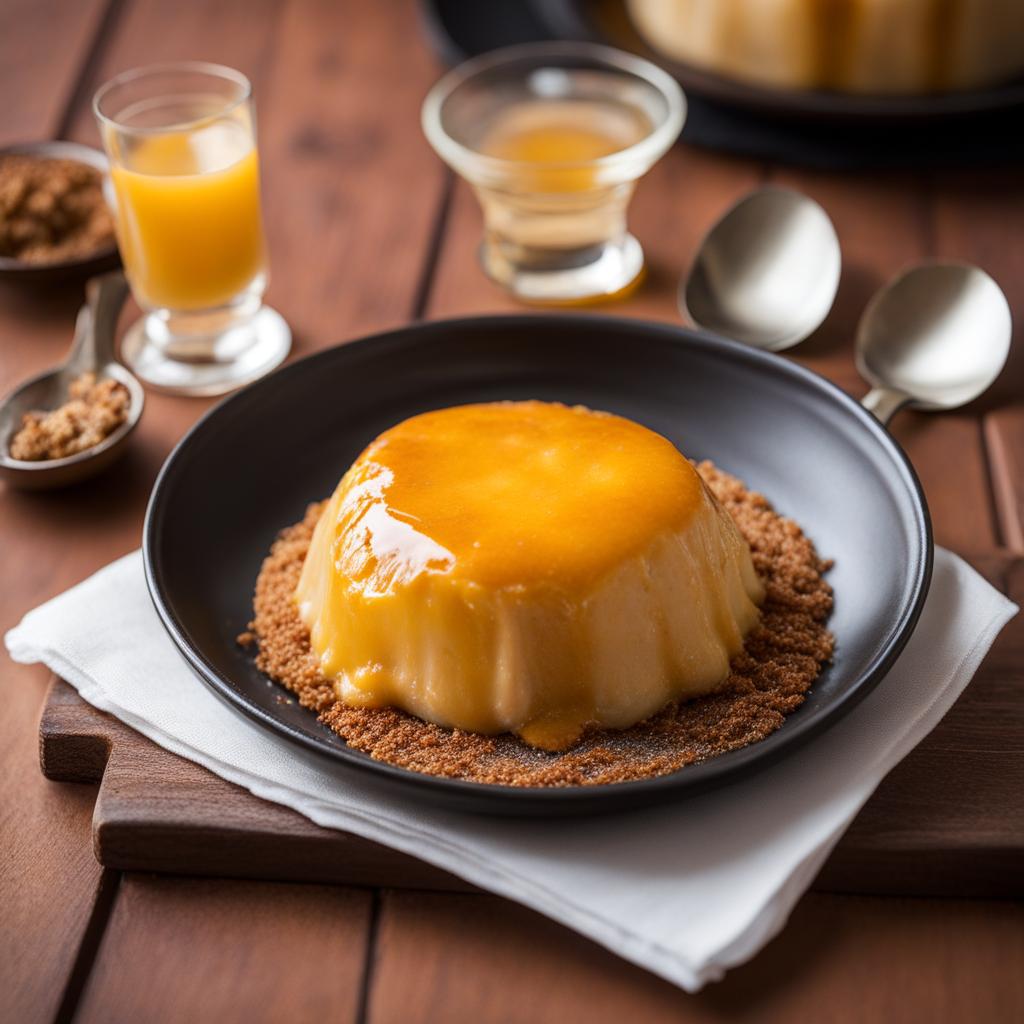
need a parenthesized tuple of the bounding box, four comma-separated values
(143, 314, 933, 815)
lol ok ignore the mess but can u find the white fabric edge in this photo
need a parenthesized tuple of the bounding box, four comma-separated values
(698, 589, 1018, 982)
(5, 550, 1019, 993)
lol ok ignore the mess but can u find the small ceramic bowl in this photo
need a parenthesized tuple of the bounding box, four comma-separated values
(0, 140, 121, 284)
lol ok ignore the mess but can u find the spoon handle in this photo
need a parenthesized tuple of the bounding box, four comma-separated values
(861, 386, 912, 426)
(67, 271, 130, 374)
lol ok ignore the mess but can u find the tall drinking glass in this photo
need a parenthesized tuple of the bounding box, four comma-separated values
(94, 62, 289, 395)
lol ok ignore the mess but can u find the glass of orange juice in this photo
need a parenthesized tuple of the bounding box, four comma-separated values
(94, 62, 289, 395)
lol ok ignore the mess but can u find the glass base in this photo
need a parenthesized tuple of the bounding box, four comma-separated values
(480, 234, 644, 305)
(121, 305, 291, 397)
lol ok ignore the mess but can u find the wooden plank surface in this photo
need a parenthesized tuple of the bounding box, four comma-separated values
(366, 890, 1024, 1023)
(0, 5, 124, 1023)
(0, 0, 112, 147)
(37, 549, 1024, 899)
(40, 678, 472, 893)
(932, 169, 1024, 552)
(3, 0, 1024, 1019)
(0, 675, 105, 1024)
(0, 0, 444, 1019)
(0, 10, 292, 1017)
(986, 410, 1024, 551)
(815, 553, 1024, 895)
(75, 876, 372, 1024)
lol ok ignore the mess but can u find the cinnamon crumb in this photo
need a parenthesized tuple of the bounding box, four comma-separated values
(8, 372, 130, 461)
(241, 463, 834, 786)
(0, 155, 114, 264)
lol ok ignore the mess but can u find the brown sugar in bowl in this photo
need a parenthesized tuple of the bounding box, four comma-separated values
(0, 141, 119, 283)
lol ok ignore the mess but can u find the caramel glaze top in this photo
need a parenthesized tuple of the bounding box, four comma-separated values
(327, 401, 706, 594)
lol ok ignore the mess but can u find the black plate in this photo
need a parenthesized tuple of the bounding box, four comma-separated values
(144, 316, 932, 814)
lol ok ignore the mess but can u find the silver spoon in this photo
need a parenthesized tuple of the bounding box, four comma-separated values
(856, 263, 1012, 425)
(682, 188, 1011, 424)
(0, 271, 144, 490)
(681, 186, 841, 352)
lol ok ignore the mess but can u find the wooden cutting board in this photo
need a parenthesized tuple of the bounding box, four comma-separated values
(39, 551, 1023, 899)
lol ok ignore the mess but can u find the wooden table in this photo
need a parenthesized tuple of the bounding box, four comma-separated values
(2, 2, 1023, 1021)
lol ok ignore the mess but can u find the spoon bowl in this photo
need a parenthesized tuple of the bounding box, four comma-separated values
(0, 272, 144, 490)
(681, 186, 841, 352)
(856, 263, 1012, 424)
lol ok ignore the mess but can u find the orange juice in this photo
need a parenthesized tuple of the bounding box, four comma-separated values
(109, 121, 266, 311)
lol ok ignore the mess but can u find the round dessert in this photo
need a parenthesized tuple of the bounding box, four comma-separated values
(626, 0, 1024, 95)
(295, 401, 764, 751)
(245, 459, 832, 786)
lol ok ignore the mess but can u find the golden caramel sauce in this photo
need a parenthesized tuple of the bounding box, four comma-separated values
(477, 99, 650, 192)
(296, 402, 764, 749)
(331, 402, 703, 590)
(484, 121, 628, 164)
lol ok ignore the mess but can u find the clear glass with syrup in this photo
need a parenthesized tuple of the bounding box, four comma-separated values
(422, 44, 685, 304)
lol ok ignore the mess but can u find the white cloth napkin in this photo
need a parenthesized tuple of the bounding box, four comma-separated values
(6, 547, 1017, 992)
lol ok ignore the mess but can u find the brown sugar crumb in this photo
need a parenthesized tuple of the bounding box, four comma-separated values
(242, 463, 834, 787)
(0, 155, 115, 264)
(8, 372, 130, 461)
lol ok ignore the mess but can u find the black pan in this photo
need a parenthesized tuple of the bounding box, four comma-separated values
(530, 0, 1024, 123)
(144, 316, 932, 814)
(420, 0, 1024, 168)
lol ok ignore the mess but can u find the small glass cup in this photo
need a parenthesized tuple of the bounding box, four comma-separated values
(94, 62, 290, 396)
(422, 42, 685, 304)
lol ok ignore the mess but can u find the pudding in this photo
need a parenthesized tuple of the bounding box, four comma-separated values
(295, 401, 763, 750)
(626, 0, 1024, 95)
